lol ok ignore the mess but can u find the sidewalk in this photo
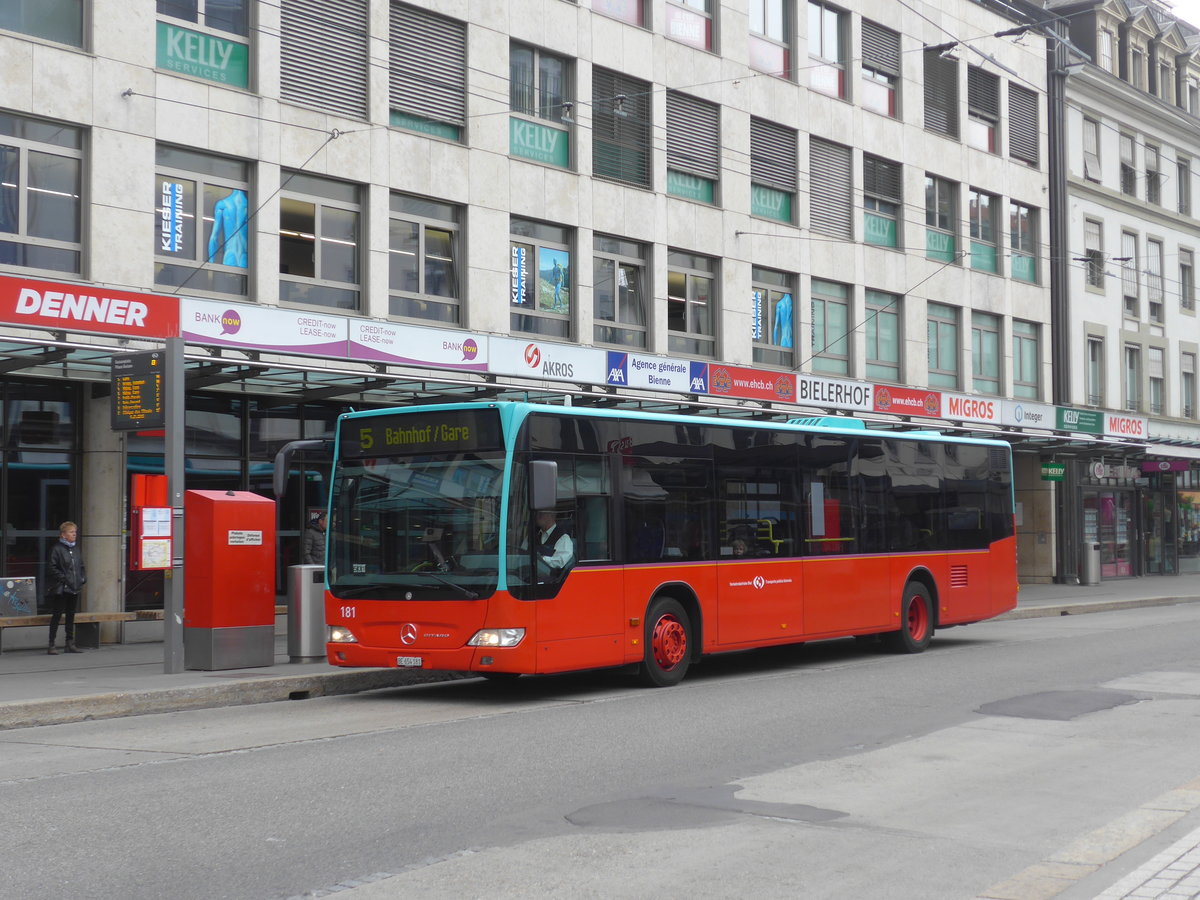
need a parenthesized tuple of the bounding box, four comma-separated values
(2, 575, 1199, 733)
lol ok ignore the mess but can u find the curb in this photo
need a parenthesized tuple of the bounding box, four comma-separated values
(0, 667, 465, 731)
(996, 595, 1200, 621)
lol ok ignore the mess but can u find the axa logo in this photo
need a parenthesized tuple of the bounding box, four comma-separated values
(608, 367, 626, 383)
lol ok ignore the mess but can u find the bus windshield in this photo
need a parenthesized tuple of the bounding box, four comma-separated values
(327, 452, 504, 600)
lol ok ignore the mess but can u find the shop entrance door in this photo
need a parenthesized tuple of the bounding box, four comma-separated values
(1141, 490, 1177, 575)
(1083, 490, 1135, 578)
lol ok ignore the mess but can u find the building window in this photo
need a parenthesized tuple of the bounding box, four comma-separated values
(1009, 202, 1037, 283)
(1082, 118, 1101, 182)
(1149, 347, 1164, 415)
(1008, 84, 1038, 167)
(750, 118, 796, 223)
(1121, 231, 1139, 317)
(1184, 352, 1196, 418)
(1190, 77, 1200, 115)
(968, 188, 999, 273)
(1099, 30, 1113, 72)
(971, 311, 1000, 395)
(865, 290, 901, 382)
(593, 68, 651, 187)
(510, 218, 571, 338)
(1012, 319, 1039, 400)
(810, 279, 850, 375)
(863, 155, 901, 248)
(752, 266, 794, 367)
(1087, 337, 1104, 407)
(749, 0, 791, 78)
(593, 0, 645, 27)
(159, 0, 248, 34)
(593, 235, 647, 348)
(390, 3, 467, 140)
(966, 66, 999, 153)
(860, 19, 899, 117)
(388, 193, 461, 324)
(666, 92, 720, 203)
(1146, 145, 1161, 205)
(807, 1, 846, 99)
(1120, 133, 1137, 196)
(157, 1, 251, 87)
(1084, 218, 1105, 289)
(1132, 49, 1144, 90)
(1147, 238, 1164, 323)
(665, 0, 714, 52)
(1124, 344, 1142, 411)
(667, 250, 717, 357)
(927, 301, 959, 389)
(924, 49, 959, 138)
(1180, 157, 1192, 215)
(925, 175, 957, 262)
(809, 138, 852, 238)
(509, 44, 572, 167)
(1181, 249, 1195, 311)
(0, 0, 82, 45)
(1159, 62, 1173, 102)
(154, 146, 249, 297)
(279, 173, 360, 311)
(0, 113, 83, 275)
(282, 0, 368, 119)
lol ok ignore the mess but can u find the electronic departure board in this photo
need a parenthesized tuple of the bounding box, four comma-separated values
(339, 408, 503, 458)
(111, 351, 165, 431)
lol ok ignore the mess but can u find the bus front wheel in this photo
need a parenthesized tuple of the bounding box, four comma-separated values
(640, 597, 691, 687)
(883, 582, 933, 653)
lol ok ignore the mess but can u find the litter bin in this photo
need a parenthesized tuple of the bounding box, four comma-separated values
(287, 564, 327, 662)
(1080, 543, 1101, 586)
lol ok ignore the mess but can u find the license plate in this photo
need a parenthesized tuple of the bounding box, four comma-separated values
(396, 656, 423, 668)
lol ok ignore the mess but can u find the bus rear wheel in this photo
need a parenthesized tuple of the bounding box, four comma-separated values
(883, 582, 933, 653)
(640, 597, 691, 687)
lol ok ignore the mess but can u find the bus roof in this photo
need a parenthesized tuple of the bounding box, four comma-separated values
(338, 401, 1014, 451)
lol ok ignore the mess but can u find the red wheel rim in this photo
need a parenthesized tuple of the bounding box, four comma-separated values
(651, 614, 687, 670)
(906, 594, 929, 642)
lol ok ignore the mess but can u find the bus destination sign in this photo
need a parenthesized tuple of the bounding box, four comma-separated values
(340, 409, 502, 458)
(111, 350, 165, 431)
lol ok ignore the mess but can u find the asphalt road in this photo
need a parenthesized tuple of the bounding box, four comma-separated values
(4, 604, 1200, 900)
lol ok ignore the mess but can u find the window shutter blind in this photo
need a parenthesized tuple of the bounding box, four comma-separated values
(281, 0, 369, 119)
(967, 67, 1000, 119)
(861, 20, 900, 75)
(390, 3, 467, 127)
(666, 92, 720, 180)
(1008, 84, 1038, 166)
(924, 51, 959, 136)
(809, 138, 852, 238)
(751, 118, 796, 191)
(863, 155, 901, 201)
(593, 69, 651, 187)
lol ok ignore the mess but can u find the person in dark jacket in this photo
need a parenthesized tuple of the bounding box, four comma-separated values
(47, 520, 86, 654)
(303, 512, 326, 565)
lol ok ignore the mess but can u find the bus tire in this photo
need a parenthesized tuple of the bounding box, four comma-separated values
(640, 597, 691, 687)
(883, 582, 933, 653)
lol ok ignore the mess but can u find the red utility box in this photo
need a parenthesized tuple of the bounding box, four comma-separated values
(184, 490, 276, 670)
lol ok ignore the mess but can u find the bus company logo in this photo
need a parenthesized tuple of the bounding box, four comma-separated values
(523, 343, 541, 368)
(220, 309, 242, 335)
(875, 387, 893, 411)
(461, 338, 479, 361)
(400, 623, 418, 645)
(710, 367, 733, 394)
(773, 377, 794, 402)
(752, 575, 766, 590)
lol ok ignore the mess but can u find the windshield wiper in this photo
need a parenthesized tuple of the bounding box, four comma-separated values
(332, 583, 392, 598)
(410, 570, 479, 599)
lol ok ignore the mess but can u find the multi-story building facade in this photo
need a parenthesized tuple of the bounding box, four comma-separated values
(6, 0, 1171, 643)
(1055, 0, 1200, 578)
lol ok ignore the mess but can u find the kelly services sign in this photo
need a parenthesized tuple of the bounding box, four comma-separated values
(156, 22, 249, 88)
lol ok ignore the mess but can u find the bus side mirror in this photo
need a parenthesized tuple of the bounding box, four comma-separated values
(530, 460, 557, 510)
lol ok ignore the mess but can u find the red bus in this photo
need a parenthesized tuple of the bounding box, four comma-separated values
(324, 402, 1017, 686)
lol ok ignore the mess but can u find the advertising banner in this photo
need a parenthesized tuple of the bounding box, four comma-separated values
(180, 298, 347, 356)
(348, 321, 488, 372)
(0, 274, 179, 338)
(872, 385, 942, 417)
(707, 364, 797, 404)
(1001, 400, 1055, 430)
(942, 393, 1002, 425)
(793, 375, 872, 411)
(1104, 412, 1147, 439)
(605, 352, 704, 393)
(489, 337, 607, 384)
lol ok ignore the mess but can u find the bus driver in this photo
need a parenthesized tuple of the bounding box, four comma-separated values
(534, 510, 574, 579)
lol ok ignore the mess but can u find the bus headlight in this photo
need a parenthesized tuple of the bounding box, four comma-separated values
(467, 628, 526, 648)
(328, 626, 358, 643)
